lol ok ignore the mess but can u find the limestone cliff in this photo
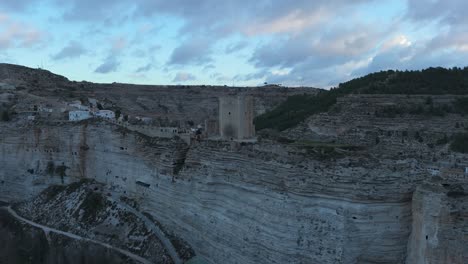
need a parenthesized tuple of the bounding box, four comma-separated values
(406, 181, 468, 264)
(0, 121, 422, 264)
(1, 68, 467, 263)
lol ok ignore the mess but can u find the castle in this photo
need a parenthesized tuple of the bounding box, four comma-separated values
(218, 96, 255, 140)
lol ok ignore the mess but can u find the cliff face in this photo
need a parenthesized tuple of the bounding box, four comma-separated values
(1, 88, 467, 263)
(406, 182, 468, 264)
(1, 121, 420, 264)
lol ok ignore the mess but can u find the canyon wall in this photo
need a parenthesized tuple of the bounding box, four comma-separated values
(1, 121, 422, 264)
(406, 181, 468, 264)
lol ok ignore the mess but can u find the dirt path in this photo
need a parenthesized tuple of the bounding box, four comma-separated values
(2, 206, 154, 264)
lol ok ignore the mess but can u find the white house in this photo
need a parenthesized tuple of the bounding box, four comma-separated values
(69, 110, 91, 121)
(427, 167, 440, 176)
(69, 101, 90, 111)
(95, 110, 115, 119)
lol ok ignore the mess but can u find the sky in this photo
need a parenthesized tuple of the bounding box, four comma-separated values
(0, 0, 467, 88)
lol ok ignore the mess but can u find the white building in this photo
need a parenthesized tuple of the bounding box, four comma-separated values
(427, 167, 440, 176)
(69, 110, 91, 121)
(38, 106, 53, 113)
(69, 101, 89, 111)
(465, 167, 468, 175)
(95, 110, 115, 119)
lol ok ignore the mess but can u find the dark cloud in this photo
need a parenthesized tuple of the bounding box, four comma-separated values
(203, 64, 215, 71)
(225, 41, 248, 54)
(94, 55, 119, 73)
(168, 37, 212, 65)
(406, 0, 468, 25)
(135, 63, 153, 73)
(58, 0, 129, 21)
(52, 41, 86, 60)
(173, 72, 196, 82)
(249, 24, 382, 69)
(0, 0, 38, 11)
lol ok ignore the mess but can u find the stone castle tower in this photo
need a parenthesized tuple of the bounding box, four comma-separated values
(218, 96, 255, 140)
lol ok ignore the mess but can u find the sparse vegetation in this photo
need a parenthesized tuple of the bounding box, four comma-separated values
(450, 133, 468, 153)
(80, 191, 105, 220)
(1, 111, 10, 121)
(454, 97, 468, 114)
(435, 134, 449, 145)
(55, 164, 68, 179)
(43, 185, 67, 201)
(46, 161, 55, 175)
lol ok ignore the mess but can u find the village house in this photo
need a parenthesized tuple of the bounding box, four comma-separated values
(68, 100, 89, 111)
(95, 110, 115, 119)
(69, 110, 91, 121)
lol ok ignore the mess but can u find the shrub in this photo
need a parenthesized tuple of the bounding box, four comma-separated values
(454, 98, 468, 114)
(450, 133, 468, 153)
(80, 192, 105, 220)
(46, 161, 55, 175)
(115, 109, 121, 119)
(1, 111, 10, 121)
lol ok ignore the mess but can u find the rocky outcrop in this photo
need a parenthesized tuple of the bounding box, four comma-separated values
(0, 208, 139, 264)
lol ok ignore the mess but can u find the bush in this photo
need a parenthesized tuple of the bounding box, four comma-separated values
(454, 98, 468, 114)
(450, 133, 468, 153)
(46, 161, 55, 175)
(80, 192, 105, 220)
(1, 111, 10, 121)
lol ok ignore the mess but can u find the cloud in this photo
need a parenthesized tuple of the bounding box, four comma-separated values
(243, 8, 328, 36)
(168, 37, 212, 65)
(59, 0, 130, 21)
(225, 41, 248, 54)
(135, 63, 153, 73)
(249, 23, 383, 69)
(173, 72, 196, 82)
(94, 55, 120, 73)
(112, 36, 127, 53)
(406, 0, 468, 25)
(0, 18, 44, 49)
(0, 1, 39, 11)
(52, 41, 87, 60)
(203, 64, 215, 71)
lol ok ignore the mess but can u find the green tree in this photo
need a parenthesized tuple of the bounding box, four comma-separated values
(1, 111, 10, 121)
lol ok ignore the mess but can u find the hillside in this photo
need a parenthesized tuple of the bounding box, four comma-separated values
(255, 67, 468, 131)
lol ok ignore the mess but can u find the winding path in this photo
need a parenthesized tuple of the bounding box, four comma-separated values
(1, 206, 153, 264)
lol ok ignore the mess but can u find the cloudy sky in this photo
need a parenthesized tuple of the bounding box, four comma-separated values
(0, 0, 467, 87)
